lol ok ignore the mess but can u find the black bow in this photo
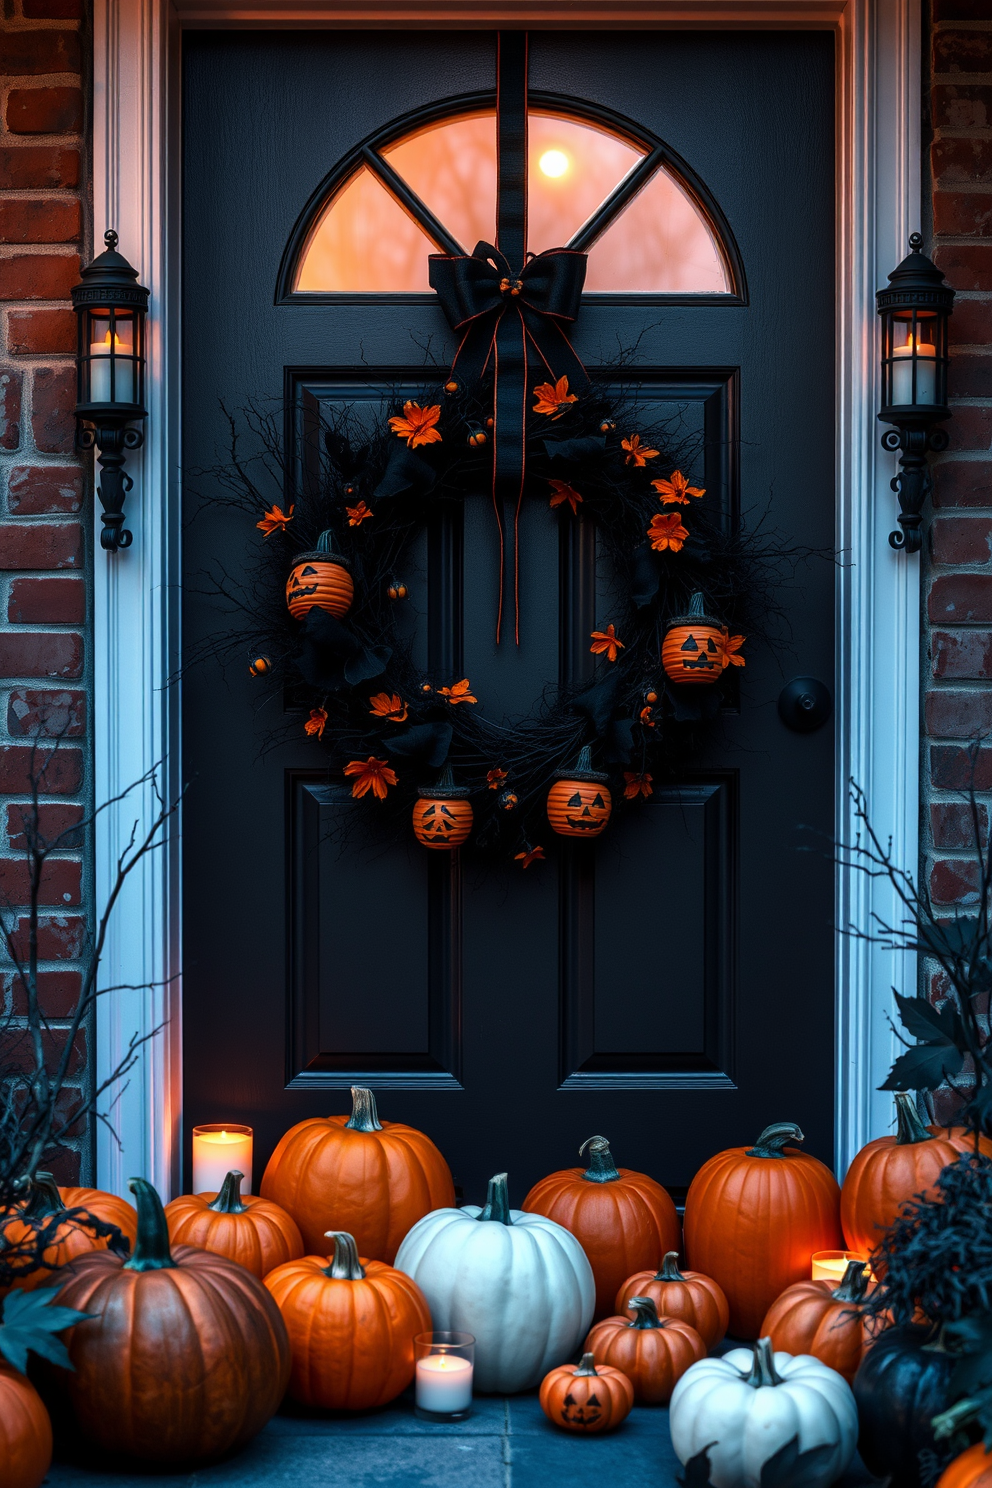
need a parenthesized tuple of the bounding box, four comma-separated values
(430, 241, 589, 643)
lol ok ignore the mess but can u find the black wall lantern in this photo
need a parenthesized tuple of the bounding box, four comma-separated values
(877, 232, 955, 553)
(71, 230, 150, 551)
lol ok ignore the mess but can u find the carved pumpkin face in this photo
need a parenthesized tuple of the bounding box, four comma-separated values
(286, 557, 354, 621)
(412, 796, 473, 849)
(661, 622, 726, 685)
(547, 779, 613, 837)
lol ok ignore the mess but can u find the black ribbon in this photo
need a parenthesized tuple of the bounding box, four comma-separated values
(429, 240, 589, 643)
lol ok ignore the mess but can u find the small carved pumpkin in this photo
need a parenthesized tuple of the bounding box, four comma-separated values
(585, 1296, 707, 1404)
(547, 746, 612, 838)
(662, 592, 727, 685)
(539, 1351, 633, 1434)
(285, 530, 353, 620)
(412, 766, 473, 850)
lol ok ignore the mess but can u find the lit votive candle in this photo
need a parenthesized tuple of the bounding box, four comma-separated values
(414, 1332, 475, 1420)
(811, 1249, 867, 1284)
(891, 336, 937, 406)
(191, 1124, 253, 1195)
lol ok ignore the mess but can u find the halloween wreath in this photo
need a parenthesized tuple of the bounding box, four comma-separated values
(195, 241, 795, 866)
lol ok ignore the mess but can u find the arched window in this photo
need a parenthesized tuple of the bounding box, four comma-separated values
(278, 99, 745, 302)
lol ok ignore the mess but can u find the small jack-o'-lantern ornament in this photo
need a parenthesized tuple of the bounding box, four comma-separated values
(497, 788, 519, 813)
(387, 579, 408, 601)
(286, 530, 354, 621)
(413, 766, 473, 850)
(661, 592, 726, 686)
(249, 654, 272, 677)
(547, 746, 612, 838)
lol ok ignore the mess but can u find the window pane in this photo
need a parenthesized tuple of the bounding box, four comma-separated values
(383, 112, 497, 255)
(527, 111, 645, 256)
(583, 167, 731, 293)
(295, 167, 437, 292)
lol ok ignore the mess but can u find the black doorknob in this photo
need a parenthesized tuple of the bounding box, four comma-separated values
(777, 676, 832, 733)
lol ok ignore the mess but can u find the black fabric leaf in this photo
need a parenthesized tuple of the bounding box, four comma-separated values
(386, 722, 453, 770)
(571, 671, 623, 736)
(677, 1446, 717, 1488)
(880, 1041, 965, 1092)
(667, 687, 723, 724)
(374, 443, 437, 501)
(605, 717, 634, 764)
(759, 1438, 839, 1488)
(541, 433, 606, 465)
(294, 608, 390, 692)
(631, 543, 661, 609)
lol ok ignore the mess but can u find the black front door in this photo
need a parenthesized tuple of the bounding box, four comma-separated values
(181, 28, 835, 1201)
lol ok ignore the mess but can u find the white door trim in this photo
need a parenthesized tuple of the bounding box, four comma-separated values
(93, 0, 919, 1195)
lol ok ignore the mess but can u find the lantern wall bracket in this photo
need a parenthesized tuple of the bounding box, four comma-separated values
(77, 421, 146, 551)
(882, 423, 950, 554)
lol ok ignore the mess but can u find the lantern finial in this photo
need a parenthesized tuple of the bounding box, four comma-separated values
(908, 231, 923, 253)
(104, 228, 119, 252)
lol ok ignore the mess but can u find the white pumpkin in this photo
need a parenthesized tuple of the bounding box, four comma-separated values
(669, 1338, 858, 1488)
(394, 1171, 595, 1394)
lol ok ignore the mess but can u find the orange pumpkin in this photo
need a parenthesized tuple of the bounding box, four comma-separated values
(585, 1296, 706, 1404)
(759, 1257, 870, 1383)
(523, 1135, 680, 1320)
(412, 767, 473, 850)
(937, 1445, 992, 1488)
(539, 1351, 634, 1434)
(165, 1169, 304, 1280)
(547, 747, 612, 838)
(683, 1121, 843, 1340)
(260, 1085, 455, 1262)
(264, 1230, 430, 1410)
(841, 1093, 963, 1260)
(661, 593, 728, 685)
(1, 1174, 136, 1290)
(930, 1124, 992, 1160)
(0, 1366, 52, 1488)
(615, 1250, 729, 1347)
(285, 531, 353, 620)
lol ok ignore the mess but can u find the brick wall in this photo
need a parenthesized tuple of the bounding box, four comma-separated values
(0, 0, 89, 1183)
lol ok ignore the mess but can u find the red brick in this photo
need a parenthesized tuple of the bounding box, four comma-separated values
(951, 405, 992, 451)
(7, 688, 85, 736)
(932, 84, 992, 131)
(8, 577, 85, 623)
(6, 800, 83, 848)
(932, 629, 992, 678)
(0, 29, 81, 75)
(931, 516, 992, 564)
(0, 199, 80, 246)
(9, 913, 85, 960)
(6, 87, 83, 136)
(0, 147, 79, 190)
(931, 743, 992, 789)
(7, 465, 82, 514)
(10, 970, 81, 1017)
(0, 253, 79, 301)
(926, 688, 992, 737)
(31, 366, 75, 454)
(934, 191, 992, 238)
(0, 522, 80, 570)
(7, 308, 76, 355)
(935, 244, 992, 293)
(930, 856, 982, 905)
(929, 573, 992, 622)
(22, 0, 84, 16)
(0, 369, 21, 451)
(41, 1147, 81, 1186)
(950, 356, 992, 399)
(0, 632, 82, 679)
(931, 799, 990, 849)
(0, 745, 81, 794)
(950, 301, 992, 346)
(934, 0, 992, 18)
(933, 28, 992, 73)
(0, 854, 80, 905)
(933, 140, 992, 193)
(3, 1026, 87, 1075)
(934, 460, 992, 508)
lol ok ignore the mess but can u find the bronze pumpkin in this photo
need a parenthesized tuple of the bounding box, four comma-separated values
(661, 592, 727, 685)
(412, 766, 473, 850)
(547, 746, 612, 838)
(285, 530, 353, 621)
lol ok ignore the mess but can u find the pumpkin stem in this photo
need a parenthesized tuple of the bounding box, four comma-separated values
(22, 1172, 66, 1219)
(894, 1091, 934, 1146)
(687, 591, 707, 618)
(627, 1296, 666, 1329)
(744, 1337, 784, 1388)
(746, 1123, 804, 1159)
(573, 1352, 600, 1377)
(478, 1172, 513, 1225)
(655, 1251, 685, 1282)
(322, 1231, 366, 1280)
(124, 1177, 177, 1271)
(315, 529, 348, 561)
(206, 1170, 248, 1214)
(345, 1086, 383, 1132)
(579, 1136, 621, 1183)
(833, 1259, 870, 1303)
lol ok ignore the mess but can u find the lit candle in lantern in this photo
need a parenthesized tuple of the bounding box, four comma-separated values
(891, 334, 936, 406)
(811, 1250, 867, 1283)
(191, 1124, 253, 1195)
(414, 1332, 475, 1419)
(88, 328, 133, 404)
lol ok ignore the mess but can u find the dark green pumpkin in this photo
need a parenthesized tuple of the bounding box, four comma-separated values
(853, 1324, 957, 1488)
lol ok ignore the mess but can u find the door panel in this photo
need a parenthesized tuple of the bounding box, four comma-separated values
(182, 29, 835, 1201)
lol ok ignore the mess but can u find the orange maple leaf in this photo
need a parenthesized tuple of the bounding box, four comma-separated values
(589, 624, 624, 662)
(722, 633, 746, 668)
(388, 401, 443, 448)
(343, 756, 398, 801)
(437, 678, 477, 705)
(647, 513, 689, 553)
(623, 771, 653, 800)
(548, 479, 583, 514)
(652, 470, 705, 506)
(487, 768, 508, 790)
(622, 434, 660, 467)
(533, 377, 578, 418)
(256, 503, 294, 537)
(346, 501, 373, 527)
(304, 707, 327, 739)
(515, 844, 546, 869)
(368, 693, 408, 722)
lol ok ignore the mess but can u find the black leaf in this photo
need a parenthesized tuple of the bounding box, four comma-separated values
(541, 434, 607, 465)
(760, 1437, 839, 1488)
(677, 1446, 717, 1488)
(387, 722, 453, 770)
(294, 609, 391, 691)
(374, 443, 437, 501)
(571, 672, 623, 736)
(630, 543, 661, 608)
(605, 717, 634, 764)
(881, 1042, 965, 1092)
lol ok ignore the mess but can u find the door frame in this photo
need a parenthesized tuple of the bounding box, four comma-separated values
(92, 0, 922, 1196)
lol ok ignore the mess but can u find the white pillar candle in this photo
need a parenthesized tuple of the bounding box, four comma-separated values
(891, 338, 936, 406)
(811, 1250, 867, 1282)
(89, 334, 112, 403)
(191, 1126, 253, 1195)
(415, 1354, 473, 1414)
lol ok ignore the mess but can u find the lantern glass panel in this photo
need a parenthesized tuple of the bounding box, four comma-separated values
(86, 308, 138, 406)
(888, 308, 938, 408)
